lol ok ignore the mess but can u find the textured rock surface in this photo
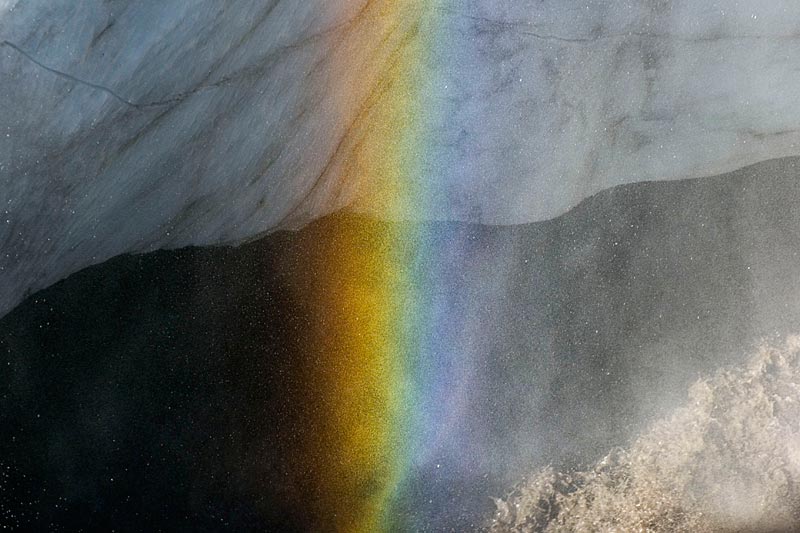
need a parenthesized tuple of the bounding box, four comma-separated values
(3, 0, 800, 314)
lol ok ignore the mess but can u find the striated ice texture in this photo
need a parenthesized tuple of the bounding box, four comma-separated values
(2, 0, 800, 315)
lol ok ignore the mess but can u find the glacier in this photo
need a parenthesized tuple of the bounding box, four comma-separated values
(2, 0, 800, 316)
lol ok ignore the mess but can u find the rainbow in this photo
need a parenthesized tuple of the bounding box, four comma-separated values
(288, 1, 451, 531)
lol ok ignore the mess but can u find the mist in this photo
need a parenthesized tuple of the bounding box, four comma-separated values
(395, 156, 800, 529)
(3, 157, 800, 530)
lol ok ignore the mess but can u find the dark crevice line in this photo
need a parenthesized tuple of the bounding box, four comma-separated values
(2, 40, 140, 108)
(438, 8, 800, 44)
(1, 7, 358, 112)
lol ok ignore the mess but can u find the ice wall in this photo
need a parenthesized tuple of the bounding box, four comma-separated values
(2, 0, 800, 316)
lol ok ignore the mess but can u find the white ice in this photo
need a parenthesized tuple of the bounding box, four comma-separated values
(2, 0, 800, 315)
